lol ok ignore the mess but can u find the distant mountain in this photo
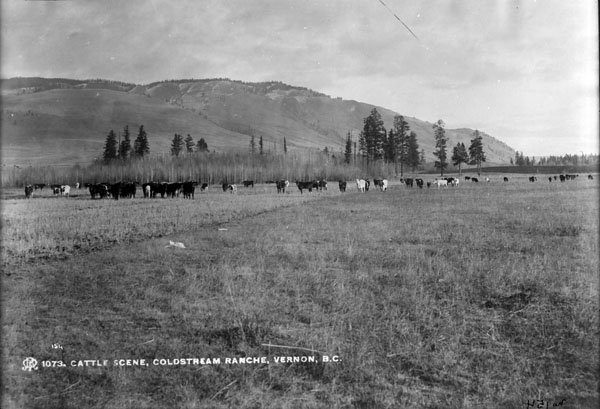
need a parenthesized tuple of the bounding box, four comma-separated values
(1, 77, 515, 166)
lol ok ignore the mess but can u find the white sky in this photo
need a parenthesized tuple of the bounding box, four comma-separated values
(1, 0, 598, 156)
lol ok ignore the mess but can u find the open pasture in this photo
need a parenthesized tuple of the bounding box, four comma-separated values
(2, 175, 599, 408)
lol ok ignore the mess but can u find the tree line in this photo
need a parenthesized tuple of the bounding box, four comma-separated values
(353, 108, 486, 177)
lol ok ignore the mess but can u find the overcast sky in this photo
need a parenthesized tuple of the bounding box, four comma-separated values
(2, 0, 598, 156)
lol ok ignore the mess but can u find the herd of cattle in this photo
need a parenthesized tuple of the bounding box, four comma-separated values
(22, 173, 594, 199)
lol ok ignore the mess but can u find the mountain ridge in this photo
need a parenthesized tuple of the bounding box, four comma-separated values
(1, 77, 515, 166)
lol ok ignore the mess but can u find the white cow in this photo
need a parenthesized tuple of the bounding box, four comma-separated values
(434, 179, 448, 188)
(356, 179, 366, 192)
(61, 185, 71, 196)
(451, 178, 459, 187)
(382, 179, 388, 191)
(229, 184, 237, 194)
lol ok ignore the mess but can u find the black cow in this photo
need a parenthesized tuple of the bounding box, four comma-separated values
(50, 184, 61, 195)
(559, 174, 566, 182)
(87, 183, 109, 199)
(296, 181, 314, 194)
(317, 180, 327, 191)
(529, 176, 537, 182)
(276, 180, 288, 193)
(243, 180, 254, 188)
(503, 177, 509, 182)
(25, 185, 33, 199)
(200, 183, 209, 191)
(151, 182, 168, 198)
(34, 183, 45, 190)
(182, 181, 198, 199)
(415, 178, 424, 188)
(120, 182, 137, 198)
(548, 177, 552, 182)
(373, 179, 384, 190)
(464, 176, 471, 180)
(471, 177, 479, 182)
(426, 181, 431, 188)
(554, 176, 558, 181)
(365, 179, 371, 191)
(404, 178, 414, 188)
(338, 180, 347, 192)
(166, 182, 182, 198)
(109, 183, 122, 200)
(588, 175, 594, 180)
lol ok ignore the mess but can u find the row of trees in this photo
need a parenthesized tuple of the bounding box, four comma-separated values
(103, 125, 149, 162)
(513, 152, 599, 167)
(355, 109, 487, 176)
(249, 135, 288, 156)
(170, 134, 209, 156)
(355, 109, 423, 175)
(433, 120, 486, 176)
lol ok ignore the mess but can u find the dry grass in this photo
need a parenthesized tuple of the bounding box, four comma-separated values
(2, 177, 598, 408)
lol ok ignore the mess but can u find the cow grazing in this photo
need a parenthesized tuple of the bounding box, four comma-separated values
(554, 176, 558, 181)
(471, 177, 479, 183)
(464, 176, 471, 180)
(243, 180, 254, 188)
(51, 184, 61, 195)
(426, 181, 431, 188)
(503, 177, 509, 182)
(60, 185, 71, 196)
(559, 174, 566, 182)
(318, 180, 328, 191)
(182, 181, 198, 199)
(381, 179, 388, 191)
(373, 179, 384, 190)
(404, 178, 414, 188)
(200, 183, 209, 191)
(34, 183, 45, 190)
(548, 177, 552, 182)
(356, 179, 366, 192)
(296, 181, 314, 194)
(25, 185, 33, 199)
(338, 180, 347, 192)
(415, 179, 424, 189)
(276, 180, 289, 193)
(222, 183, 237, 193)
(588, 175, 594, 180)
(528, 176, 537, 182)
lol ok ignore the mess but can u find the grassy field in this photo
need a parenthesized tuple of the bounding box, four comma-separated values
(2, 177, 598, 408)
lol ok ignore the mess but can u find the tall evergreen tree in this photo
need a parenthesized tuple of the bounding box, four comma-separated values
(118, 125, 131, 159)
(358, 108, 386, 162)
(468, 130, 486, 176)
(406, 131, 420, 171)
(384, 129, 397, 163)
(393, 115, 410, 176)
(259, 136, 264, 155)
(133, 125, 150, 157)
(344, 132, 353, 164)
(171, 133, 184, 157)
(196, 138, 209, 152)
(103, 130, 118, 163)
(432, 119, 448, 176)
(451, 142, 469, 176)
(184, 134, 195, 153)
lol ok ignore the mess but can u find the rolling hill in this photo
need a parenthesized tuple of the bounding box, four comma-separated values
(1, 77, 515, 167)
